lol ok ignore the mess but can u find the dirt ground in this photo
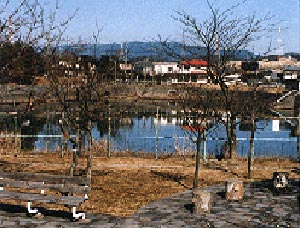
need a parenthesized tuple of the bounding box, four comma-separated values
(0, 151, 299, 217)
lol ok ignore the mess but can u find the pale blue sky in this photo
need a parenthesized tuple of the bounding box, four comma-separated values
(15, 0, 300, 53)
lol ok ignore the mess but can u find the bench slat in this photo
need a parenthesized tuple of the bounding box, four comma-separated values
(0, 172, 90, 185)
(0, 190, 86, 206)
(0, 178, 90, 194)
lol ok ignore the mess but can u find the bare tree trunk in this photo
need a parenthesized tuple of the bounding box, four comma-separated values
(225, 111, 231, 159)
(193, 129, 202, 190)
(248, 87, 257, 178)
(80, 129, 85, 155)
(230, 115, 237, 159)
(107, 116, 111, 158)
(248, 114, 255, 179)
(203, 128, 207, 162)
(74, 136, 79, 167)
(61, 133, 65, 158)
(60, 112, 67, 158)
(87, 120, 92, 179)
(155, 106, 159, 159)
(297, 111, 300, 163)
(70, 138, 79, 177)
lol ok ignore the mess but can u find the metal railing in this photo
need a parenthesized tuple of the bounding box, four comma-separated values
(0, 134, 298, 159)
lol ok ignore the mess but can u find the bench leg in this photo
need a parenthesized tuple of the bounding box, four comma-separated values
(27, 201, 38, 214)
(72, 206, 85, 220)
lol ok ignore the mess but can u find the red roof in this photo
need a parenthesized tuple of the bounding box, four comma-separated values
(181, 125, 204, 132)
(181, 59, 208, 66)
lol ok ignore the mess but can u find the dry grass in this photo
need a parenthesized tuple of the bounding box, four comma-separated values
(0, 150, 299, 217)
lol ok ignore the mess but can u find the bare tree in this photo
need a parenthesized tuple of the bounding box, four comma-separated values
(44, 20, 110, 179)
(161, 0, 275, 157)
(0, 0, 97, 178)
(180, 88, 221, 189)
(178, 81, 239, 189)
(159, 0, 277, 185)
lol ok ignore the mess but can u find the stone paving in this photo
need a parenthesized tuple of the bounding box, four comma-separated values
(0, 179, 299, 227)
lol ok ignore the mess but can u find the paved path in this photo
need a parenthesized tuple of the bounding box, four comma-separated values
(0, 179, 299, 227)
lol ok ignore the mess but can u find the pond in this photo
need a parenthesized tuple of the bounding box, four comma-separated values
(28, 114, 298, 158)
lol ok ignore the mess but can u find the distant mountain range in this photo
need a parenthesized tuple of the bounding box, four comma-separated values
(60, 41, 255, 61)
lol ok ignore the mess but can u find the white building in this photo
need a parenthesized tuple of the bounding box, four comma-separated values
(152, 62, 179, 75)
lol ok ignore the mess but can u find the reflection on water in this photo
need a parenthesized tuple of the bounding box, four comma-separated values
(0, 112, 298, 158)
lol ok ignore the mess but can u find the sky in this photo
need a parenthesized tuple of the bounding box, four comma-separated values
(9, 0, 300, 54)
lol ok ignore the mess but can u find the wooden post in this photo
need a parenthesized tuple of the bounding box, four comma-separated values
(192, 189, 211, 214)
(226, 179, 243, 200)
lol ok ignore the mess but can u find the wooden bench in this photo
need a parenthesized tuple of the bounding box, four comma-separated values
(0, 171, 90, 220)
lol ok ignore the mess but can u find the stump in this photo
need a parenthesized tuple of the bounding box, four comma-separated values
(226, 179, 243, 200)
(273, 172, 289, 189)
(192, 189, 211, 214)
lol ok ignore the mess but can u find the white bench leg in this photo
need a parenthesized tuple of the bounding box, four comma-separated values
(72, 206, 85, 220)
(27, 201, 38, 214)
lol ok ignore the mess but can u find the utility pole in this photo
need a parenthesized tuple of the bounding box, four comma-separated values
(125, 41, 129, 83)
(276, 26, 283, 57)
(125, 41, 128, 65)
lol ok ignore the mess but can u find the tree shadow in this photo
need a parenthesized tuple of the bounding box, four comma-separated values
(184, 203, 194, 213)
(0, 202, 73, 220)
(216, 191, 226, 199)
(150, 170, 190, 189)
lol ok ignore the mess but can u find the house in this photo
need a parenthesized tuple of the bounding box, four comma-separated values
(224, 74, 243, 86)
(177, 59, 208, 83)
(151, 62, 179, 83)
(152, 62, 178, 75)
(134, 61, 152, 75)
(119, 63, 133, 72)
(119, 63, 133, 82)
(282, 66, 300, 90)
(259, 56, 299, 71)
(283, 66, 300, 80)
(179, 59, 208, 73)
(52, 53, 99, 87)
(133, 61, 153, 82)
